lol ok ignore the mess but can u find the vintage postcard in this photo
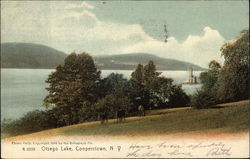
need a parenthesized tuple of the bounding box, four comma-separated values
(1, 0, 249, 158)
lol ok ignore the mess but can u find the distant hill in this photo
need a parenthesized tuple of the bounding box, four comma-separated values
(1, 43, 67, 69)
(94, 53, 205, 71)
(1, 43, 205, 70)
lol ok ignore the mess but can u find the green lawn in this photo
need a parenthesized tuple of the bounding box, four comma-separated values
(57, 100, 249, 136)
(3, 100, 249, 140)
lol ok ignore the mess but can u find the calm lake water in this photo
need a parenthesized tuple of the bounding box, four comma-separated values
(1, 69, 202, 120)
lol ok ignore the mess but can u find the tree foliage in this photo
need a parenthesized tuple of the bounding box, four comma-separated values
(2, 109, 58, 137)
(199, 60, 221, 91)
(131, 61, 161, 85)
(131, 64, 144, 83)
(43, 52, 101, 125)
(130, 60, 189, 109)
(190, 90, 216, 109)
(216, 30, 249, 102)
(143, 60, 161, 84)
(192, 29, 249, 108)
(94, 94, 133, 118)
(98, 73, 128, 97)
(168, 85, 190, 107)
(126, 81, 152, 110)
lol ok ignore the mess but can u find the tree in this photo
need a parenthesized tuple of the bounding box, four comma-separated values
(44, 52, 101, 125)
(94, 94, 133, 118)
(99, 73, 128, 97)
(216, 30, 249, 102)
(209, 60, 221, 71)
(130, 61, 161, 109)
(130, 60, 189, 109)
(190, 90, 216, 109)
(126, 80, 152, 110)
(168, 85, 190, 107)
(199, 60, 221, 91)
(131, 64, 144, 84)
(191, 29, 249, 108)
(143, 60, 161, 84)
(146, 77, 173, 107)
(130, 61, 161, 85)
(146, 77, 189, 108)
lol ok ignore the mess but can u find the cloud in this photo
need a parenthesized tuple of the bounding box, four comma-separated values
(63, 10, 99, 28)
(119, 26, 225, 68)
(80, 2, 95, 9)
(65, 2, 94, 10)
(1, 1, 225, 68)
(65, 10, 96, 19)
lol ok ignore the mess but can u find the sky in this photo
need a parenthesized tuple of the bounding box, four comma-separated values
(1, 1, 249, 68)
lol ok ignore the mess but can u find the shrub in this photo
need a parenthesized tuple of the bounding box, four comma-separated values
(94, 94, 134, 118)
(1, 109, 56, 137)
(190, 90, 216, 109)
(168, 85, 190, 108)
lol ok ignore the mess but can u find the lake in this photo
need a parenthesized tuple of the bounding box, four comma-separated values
(1, 69, 202, 120)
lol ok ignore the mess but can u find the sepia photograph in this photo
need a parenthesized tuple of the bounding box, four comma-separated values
(1, 0, 249, 158)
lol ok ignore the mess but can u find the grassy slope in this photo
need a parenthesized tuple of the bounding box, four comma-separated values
(3, 100, 249, 140)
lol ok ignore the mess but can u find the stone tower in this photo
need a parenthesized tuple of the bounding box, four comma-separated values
(187, 67, 197, 84)
(188, 67, 193, 83)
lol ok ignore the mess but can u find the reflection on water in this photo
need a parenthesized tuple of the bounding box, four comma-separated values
(1, 69, 202, 120)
